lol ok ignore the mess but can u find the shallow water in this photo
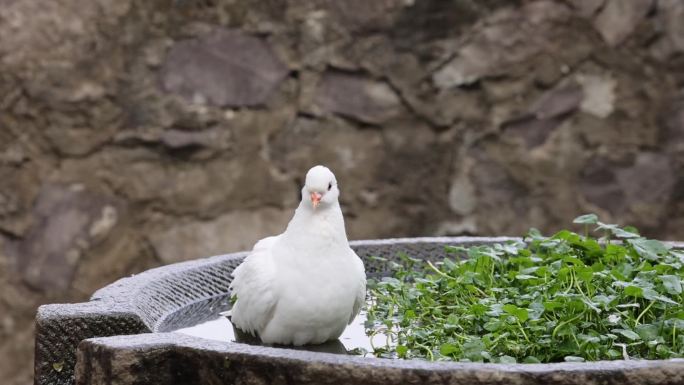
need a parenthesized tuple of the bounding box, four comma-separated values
(169, 295, 390, 356)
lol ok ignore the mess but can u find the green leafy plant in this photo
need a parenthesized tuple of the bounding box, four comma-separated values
(365, 215, 684, 363)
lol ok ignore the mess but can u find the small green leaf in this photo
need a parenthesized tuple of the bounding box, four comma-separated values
(642, 288, 677, 304)
(469, 303, 488, 317)
(554, 230, 582, 243)
(592, 295, 615, 307)
(624, 285, 643, 298)
(396, 345, 409, 358)
(660, 275, 682, 295)
(573, 214, 598, 224)
(502, 304, 518, 314)
(580, 297, 601, 314)
(462, 338, 486, 362)
(578, 334, 600, 344)
(528, 302, 545, 320)
(503, 304, 529, 323)
(440, 343, 459, 356)
(498, 355, 517, 363)
(487, 303, 504, 317)
(623, 226, 640, 235)
(444, 245, 468, 254)
(613, 329, 641, 341)
(564, 356, 586, 362)
(628, 238, 671, 261)
(484, 320, 503, 332)
(380, 277, 402, 289)
(611, 227, 640, 239)
(52, 362, 64, 373)
(576, 266, 594, 283)
(636, 323, 661, 341)
(515, 274, 537, 280)
(563, 256, 585, 266)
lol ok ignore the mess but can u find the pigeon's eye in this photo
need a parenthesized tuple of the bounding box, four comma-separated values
(328, 182, 332, 191)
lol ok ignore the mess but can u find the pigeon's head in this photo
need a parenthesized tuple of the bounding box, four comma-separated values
(303, 165, 339, 210)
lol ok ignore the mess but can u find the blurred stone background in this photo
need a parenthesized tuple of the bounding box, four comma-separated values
(1, 0, 683, 383)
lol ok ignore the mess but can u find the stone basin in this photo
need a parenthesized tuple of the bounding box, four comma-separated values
(35, 237, 684, 385)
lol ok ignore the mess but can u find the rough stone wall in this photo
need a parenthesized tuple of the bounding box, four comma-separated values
(1, 0, 683, 383)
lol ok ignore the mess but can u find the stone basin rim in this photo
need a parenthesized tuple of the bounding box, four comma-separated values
(89, 236, 521, 306)
(84, 332, 684, 372)
(90, 236, 684, 368)
(100, 236, 684, 373)
(36, 236, 684, 385)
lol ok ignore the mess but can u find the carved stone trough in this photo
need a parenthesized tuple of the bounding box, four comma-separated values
(35, 237, 684, 385)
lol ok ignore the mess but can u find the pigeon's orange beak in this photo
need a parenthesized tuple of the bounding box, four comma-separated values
(310, 192, 322, 209)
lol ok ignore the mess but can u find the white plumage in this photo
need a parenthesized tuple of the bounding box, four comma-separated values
(229, 165, 366, 346)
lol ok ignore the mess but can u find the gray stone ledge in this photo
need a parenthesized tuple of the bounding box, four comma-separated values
(76, 333, 684, 385)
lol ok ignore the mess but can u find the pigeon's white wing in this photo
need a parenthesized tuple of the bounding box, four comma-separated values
(348, 250, 367, 324)
(229, 236, 280, 336)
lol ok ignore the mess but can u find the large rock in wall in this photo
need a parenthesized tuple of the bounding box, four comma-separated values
(1, 0, 683, 383)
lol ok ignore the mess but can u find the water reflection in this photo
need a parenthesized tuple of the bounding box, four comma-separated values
(167, 295, 389, 356)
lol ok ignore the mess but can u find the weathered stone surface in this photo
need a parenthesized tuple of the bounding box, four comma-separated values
(42, 99, 124, 156)
(45, 126, 116, 156)
(433, 41, 500, 88)
(576, 73, 616, 118)
(661, 0, 684, 53)
(314, 71, 402, 125)
(504, 116, 565, 149)
(270, 116, 382, 182)
(468, 151, 530, 235)
(502, 83, 584, 148)
(581, 153, 674, 227)
(77, 333, 684, 385)
(1, 1, 683, 383)
(318, 0, 407, 32)
(10, 184, 122, 291)
(160, 128, 231, 150)
(580, 157, 627, 215)
(530, 84, 583, 120)
(435, 218, 478, 236)
(616, 153, 673, 205)
(433, 2, 571, 89)
(113, 126, 233, 159)
(616, 153, 675, 226)
(161, 29, 289, 107)
(448, 174, 477, 216)
(0, 163, 40, 236)
(651, 0, 684, 60)
(593, 0, 653, 47)
(148, 209, 291, 264)
(0, 0, 131, 71)
(664, 102, 684, 150)
(568, 0, 605, 18)
(658, 0, 684, 48)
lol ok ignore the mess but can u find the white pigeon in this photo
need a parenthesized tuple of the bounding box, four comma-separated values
(229, 165, 367, 346)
